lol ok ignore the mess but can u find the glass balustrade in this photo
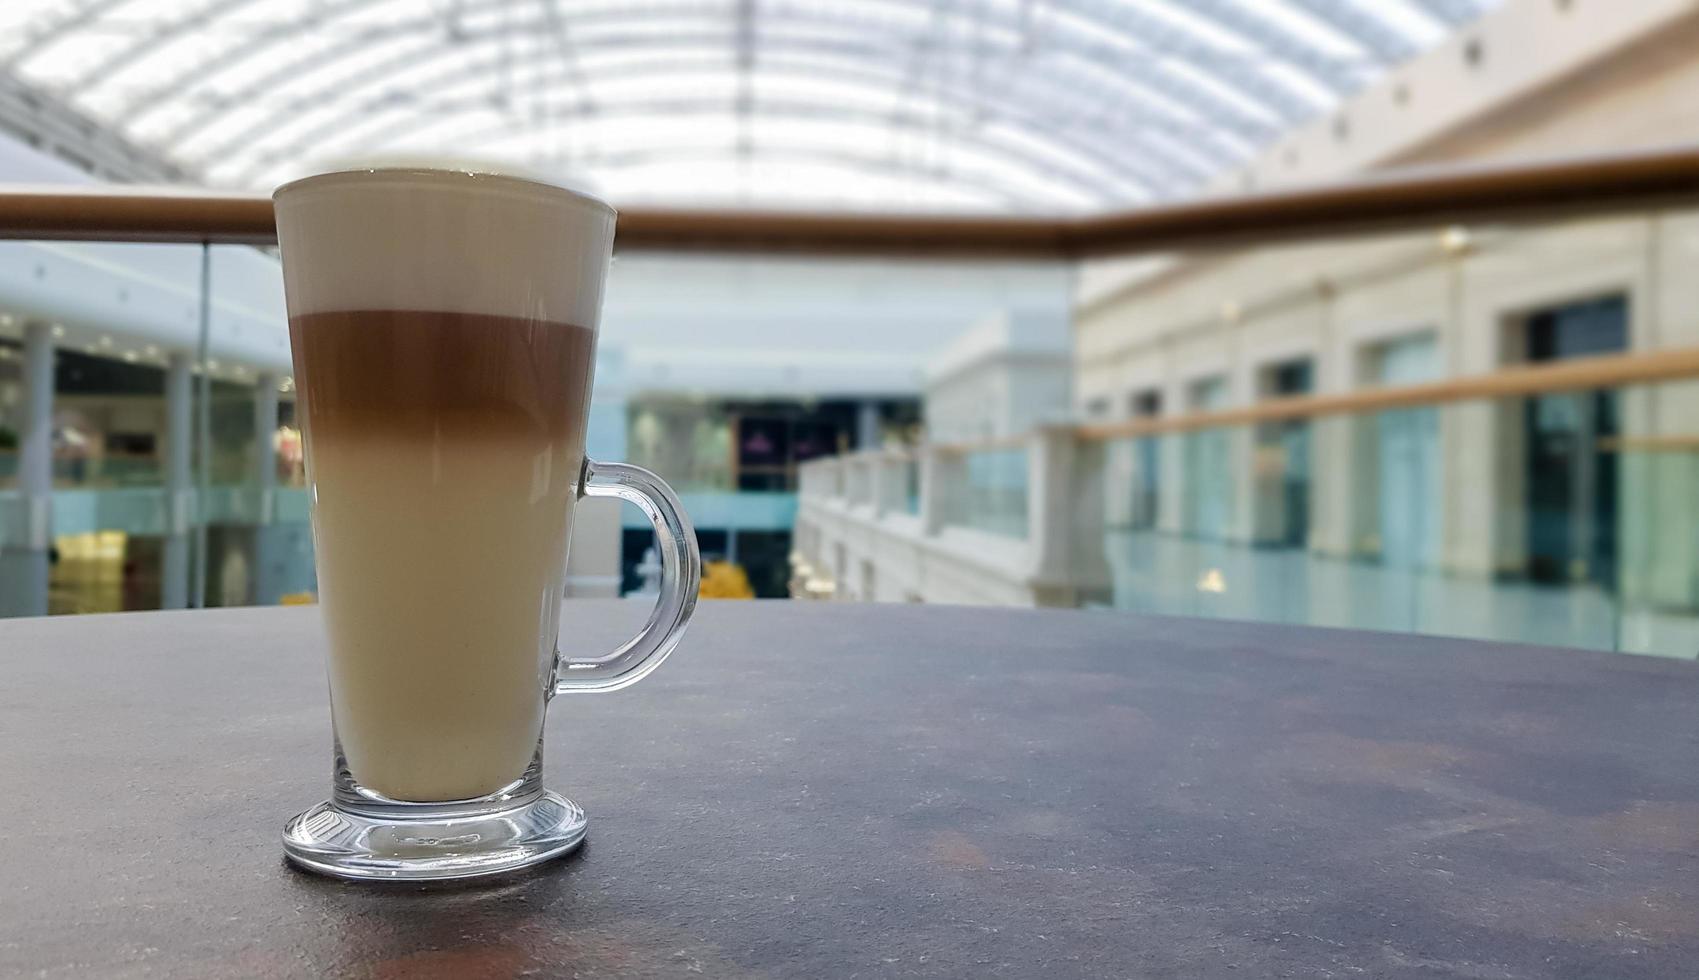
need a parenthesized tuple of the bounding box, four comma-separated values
(1094, 379, 1699, 658)
(942, 447, 1029, 539)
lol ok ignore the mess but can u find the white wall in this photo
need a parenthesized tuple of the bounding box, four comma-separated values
(923, 308, 1073, 442)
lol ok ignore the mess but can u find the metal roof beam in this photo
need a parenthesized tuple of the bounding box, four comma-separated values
(1284, 0, 1420, 62)
(1144, 0, 1371, 90)
(179, 48, 1195, 193)
(6, 0, 1443, 205)
(1405, 0, 1484, 27)
(170, 25, 1234, 189)
(542, 0, 596, 113)
(112, 0, 1287, 155)
(58, 0, 271, 92)
(228, 93, 1151, 205)
(1, 0, 140, 68)
(1058, 0, 1324, 121)
(526, 144, 1085, 211)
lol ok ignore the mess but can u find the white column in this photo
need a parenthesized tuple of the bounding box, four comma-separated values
(1228, 364, 1258, 545)
(1, 322, 53, 616)
(252, 374, 278, 495)
(918, 446, 954, 536)
(1025, 427, 1110, 607)
(869, 453, 889, 518)
(1156, 376, 1188, 534)
(856, 401, 881, 451)
(160, 353, 193, 610)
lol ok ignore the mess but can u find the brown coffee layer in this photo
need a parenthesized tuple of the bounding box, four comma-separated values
(290, 310, 595, 441)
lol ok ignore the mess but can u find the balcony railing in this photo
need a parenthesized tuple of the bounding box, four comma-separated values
(770, 148, 1699, 657)
(797, 349, 1699, 656)
(6, 147, 1699, 624)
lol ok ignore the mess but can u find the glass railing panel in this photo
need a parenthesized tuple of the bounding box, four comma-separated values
(903, 455, 921, 515)
(845, 457, 871, 506)
(624, 400, 736, 493)
(1095, 376, 1699, 659)
(0, 489, 23, 609)
(45, 488, 170, 614)
(194, 245, 292, 609)
(944, 446, 1028, 539)
(0, 240, 216, 615)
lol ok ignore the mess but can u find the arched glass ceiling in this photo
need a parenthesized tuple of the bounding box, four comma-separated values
(0, 0, 1497, 212)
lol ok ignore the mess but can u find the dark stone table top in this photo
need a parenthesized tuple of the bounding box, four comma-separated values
(2, 600, 1697, 979)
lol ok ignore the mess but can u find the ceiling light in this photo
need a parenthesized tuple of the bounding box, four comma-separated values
(51, 324, 65, 338)
(144, 345, 159, 357)
(122, 351, 138, 363)
(98, 335, 112, 347)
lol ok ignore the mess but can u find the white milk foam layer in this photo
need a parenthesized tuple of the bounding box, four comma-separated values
(274, 167, 615, 326)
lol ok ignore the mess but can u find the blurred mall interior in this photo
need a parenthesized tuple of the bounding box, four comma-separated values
(1, 0, 1697, 658)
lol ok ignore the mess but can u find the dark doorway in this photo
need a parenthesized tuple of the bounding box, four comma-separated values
(1128, 390, 1161, 529)
(1259, 359, 1313, 547)
(1522, 296, 1626, 585)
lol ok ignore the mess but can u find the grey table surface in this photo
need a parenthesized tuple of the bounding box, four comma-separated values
(1, 600, 1697, 979)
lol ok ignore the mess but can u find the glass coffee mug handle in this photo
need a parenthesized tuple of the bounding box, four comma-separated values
(553, 458, 701, 696)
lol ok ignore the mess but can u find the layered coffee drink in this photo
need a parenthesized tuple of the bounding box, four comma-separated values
(291, 310, 594, 801)
(277, 168, 615, 804)
(279, 166, 699, 881)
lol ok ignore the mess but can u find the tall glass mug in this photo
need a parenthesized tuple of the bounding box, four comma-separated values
(275, 167, 699, 881)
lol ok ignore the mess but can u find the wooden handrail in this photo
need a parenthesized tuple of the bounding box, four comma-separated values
(905, 347, 1699, 455)
(931, 433, 1033, 455)
(1074, 346, 1699, 441)
(3, 146, 1699, 255)
(1597, 435, 1699, 453)
(1064, 147, 1699, 256)
(800, 348, 1699, 462)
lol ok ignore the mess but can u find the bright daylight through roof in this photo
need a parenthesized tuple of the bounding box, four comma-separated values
(0, 0, 1497, 210)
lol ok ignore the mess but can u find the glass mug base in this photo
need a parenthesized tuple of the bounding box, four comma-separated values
(284, 742, 586, 881)
(282, 791, 587, 882)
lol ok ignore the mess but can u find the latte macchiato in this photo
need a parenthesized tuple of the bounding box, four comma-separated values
(277, 168, 616, 803)
(278, 166, 698, 881)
